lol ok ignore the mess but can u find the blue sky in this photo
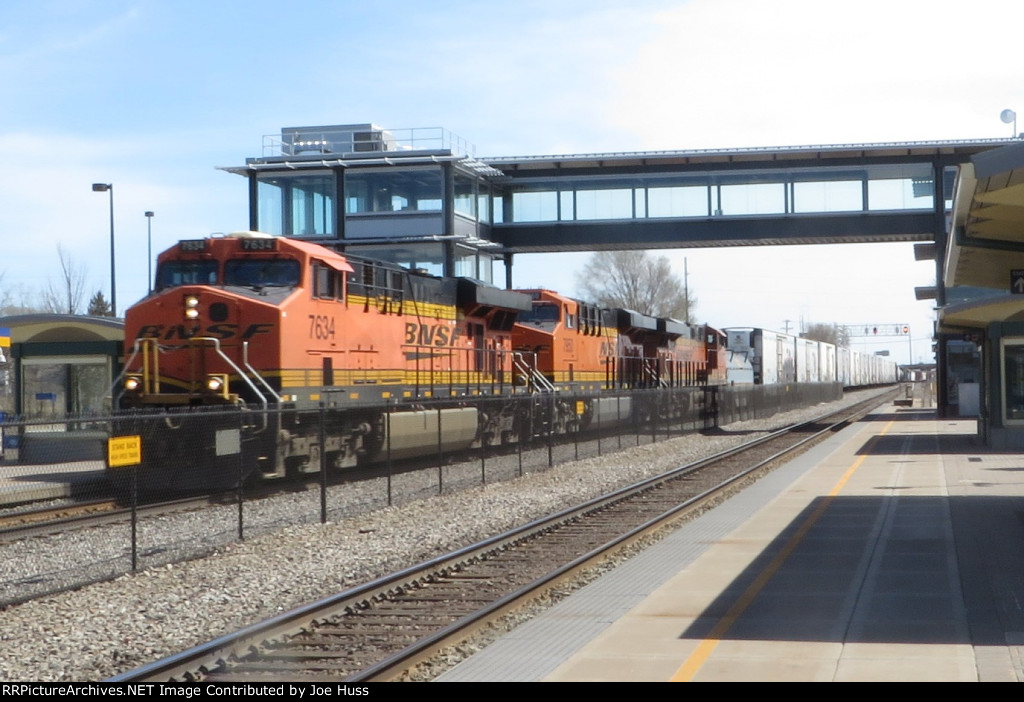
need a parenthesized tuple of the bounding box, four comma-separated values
(2, 0, 1022, 364)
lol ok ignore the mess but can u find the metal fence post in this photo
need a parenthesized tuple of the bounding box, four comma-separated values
(319, 402, 328, 524)
(386, 399, 393, 506)
(237, 411, 245, 542)
(131, 463, 138, 572)
(547, 393, 554, 468)
(437, 406, 444, 495)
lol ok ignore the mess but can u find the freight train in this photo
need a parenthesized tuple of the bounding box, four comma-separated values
(724, 327, 899, 387)
(112, 232, 892, 497)
(114, 232, 728, 496)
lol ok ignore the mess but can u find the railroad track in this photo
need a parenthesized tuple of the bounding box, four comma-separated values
(0, 495, 226, 543)
(0, 499, 118, 532)
(111, 389, 896, 683)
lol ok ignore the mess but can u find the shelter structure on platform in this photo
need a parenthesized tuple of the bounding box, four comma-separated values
(0, 314, 123, 418)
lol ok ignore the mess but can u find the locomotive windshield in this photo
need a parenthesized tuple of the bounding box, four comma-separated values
(155, 261, 219, 290)
(518, 302, 560, 325)
(224, 259, 300, 289)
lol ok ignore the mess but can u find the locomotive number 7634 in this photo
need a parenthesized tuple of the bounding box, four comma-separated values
(309, 314, 336, 339)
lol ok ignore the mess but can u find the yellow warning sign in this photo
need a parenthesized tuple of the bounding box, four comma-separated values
(108, 435, 141, 468)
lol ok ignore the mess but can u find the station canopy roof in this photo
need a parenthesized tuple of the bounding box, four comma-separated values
(946, 141, 1024, 288)
(942, 141, 1024, 330)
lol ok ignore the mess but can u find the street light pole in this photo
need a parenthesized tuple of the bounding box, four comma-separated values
(92, 183, 116, 316)
(145, 211, 154, 293)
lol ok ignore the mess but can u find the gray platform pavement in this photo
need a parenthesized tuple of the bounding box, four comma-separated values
(439, 400, 1024, 682)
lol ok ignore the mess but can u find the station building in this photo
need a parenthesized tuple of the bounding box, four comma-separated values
(940, 140, 1024, 447)
(220, 124, 506, 285)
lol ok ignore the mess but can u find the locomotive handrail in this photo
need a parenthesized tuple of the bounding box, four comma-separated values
(190, 336, 269, 409)
(642, 358, 668, 389)
(242, 341, 281, 404)
(513, 352, 555, 392)
(109, 340, 143, 405)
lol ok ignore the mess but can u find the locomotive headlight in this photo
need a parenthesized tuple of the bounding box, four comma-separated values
(124, 375, 142, 392)
(184, 295, 200, 320)
(205, 374, 227, 393)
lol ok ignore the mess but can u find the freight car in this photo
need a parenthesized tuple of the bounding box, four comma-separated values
(113, 232, 724, 497)
(724, 327, 898, 388)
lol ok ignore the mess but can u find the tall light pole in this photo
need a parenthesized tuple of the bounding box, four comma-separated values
(145, 211, 155, 293)
(92, 183, 116, 316)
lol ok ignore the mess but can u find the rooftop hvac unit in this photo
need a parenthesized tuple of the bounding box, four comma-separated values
(281, 124, 397, 155)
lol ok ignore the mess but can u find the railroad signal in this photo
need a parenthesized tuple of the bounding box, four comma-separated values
(848, 324, 909, 338)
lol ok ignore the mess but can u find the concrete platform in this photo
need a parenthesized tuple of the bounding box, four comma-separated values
(0, 459, 107, 506)
(438, 404, 1024, 682)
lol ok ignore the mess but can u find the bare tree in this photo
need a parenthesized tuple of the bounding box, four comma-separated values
(1, 270, 47, 315)
(43, 244, 88, 315)
(803, 322, 850, 347)
(575, 250, 696, 320)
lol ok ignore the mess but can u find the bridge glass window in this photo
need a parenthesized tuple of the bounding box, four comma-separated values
(256, 171, 335, 238)
(793, 180, 863, 213)
(647, 186, 712, 218)
(719, 182, 786, 215)
(867, 176, 933, 210)
(512, 190, 558, 222)
(575, 188, 633, 220)
(345, 167, 443, 214)
(560, 191, 574, 220)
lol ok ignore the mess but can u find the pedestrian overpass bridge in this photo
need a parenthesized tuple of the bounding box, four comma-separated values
(485, 140, 1005, 255)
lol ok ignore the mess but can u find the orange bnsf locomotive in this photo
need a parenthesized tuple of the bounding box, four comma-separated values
(512, 288, 725, 431)
(116, 232, 723, 495)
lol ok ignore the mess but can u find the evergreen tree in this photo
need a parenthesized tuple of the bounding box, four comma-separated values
(87, 290, 113, 317)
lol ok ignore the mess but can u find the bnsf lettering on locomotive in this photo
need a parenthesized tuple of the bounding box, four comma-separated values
(165, 325, 201, 340)
(136, 325, 163, 338)
(134, 323, 274, 341)
(241, 323, 275, 340)
(404, 322, 456, 347)
(206, 324, 237, 340)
